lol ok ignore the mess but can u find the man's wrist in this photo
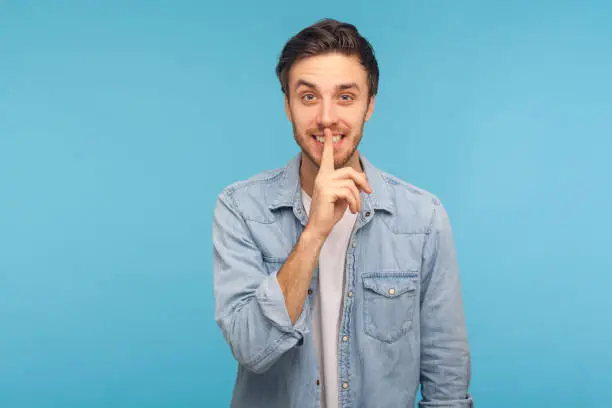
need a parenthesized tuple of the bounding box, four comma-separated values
(300, 226, 327, 251)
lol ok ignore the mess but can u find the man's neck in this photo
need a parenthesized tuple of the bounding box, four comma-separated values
(299, 151, 363, 197)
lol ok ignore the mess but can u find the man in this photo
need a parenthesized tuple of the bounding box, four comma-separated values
(213, 18, 473, 408)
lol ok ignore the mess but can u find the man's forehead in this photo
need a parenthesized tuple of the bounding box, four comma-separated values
(289, 54, 367, 90)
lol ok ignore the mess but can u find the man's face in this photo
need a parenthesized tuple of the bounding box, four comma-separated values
(284, 53, 375, 169)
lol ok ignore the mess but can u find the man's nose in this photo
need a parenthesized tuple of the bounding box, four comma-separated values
(316, 98, 338, 128)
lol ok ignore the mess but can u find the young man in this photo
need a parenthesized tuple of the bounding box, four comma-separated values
(213, 18, 473, 408)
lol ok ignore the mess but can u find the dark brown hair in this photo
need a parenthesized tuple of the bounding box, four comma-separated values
(276, 18, 379, 98)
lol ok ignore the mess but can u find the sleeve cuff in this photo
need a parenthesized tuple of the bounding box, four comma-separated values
(419, 396, 473, 408)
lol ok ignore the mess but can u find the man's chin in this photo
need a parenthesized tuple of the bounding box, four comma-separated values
(311, 153, 353, 170)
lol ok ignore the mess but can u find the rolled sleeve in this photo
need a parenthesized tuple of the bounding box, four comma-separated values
(213, 190, 307, 373)
(256, 272, 308, 337)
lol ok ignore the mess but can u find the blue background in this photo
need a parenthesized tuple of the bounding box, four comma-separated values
(1, 1, 611, 407)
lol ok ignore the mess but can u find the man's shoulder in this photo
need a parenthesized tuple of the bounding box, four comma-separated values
(220, 165, 286, 198)
(372, 165, 445, 232)
(215, 163, 290, 223)
(380, 169, 436, 198)
(374, 162, 441, 203)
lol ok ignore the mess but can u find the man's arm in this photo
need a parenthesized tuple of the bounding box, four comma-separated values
(419, 199, 473, 408)
(276, 228, 325, 324)
(213, 191, 315, 374)
(278, 128, 370, 324)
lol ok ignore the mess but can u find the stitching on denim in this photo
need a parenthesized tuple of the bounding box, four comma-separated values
(225, 167, 285, 196)
(363, 289, 416, 343)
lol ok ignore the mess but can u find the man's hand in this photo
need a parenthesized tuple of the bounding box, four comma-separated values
(305, 128, 372, 240)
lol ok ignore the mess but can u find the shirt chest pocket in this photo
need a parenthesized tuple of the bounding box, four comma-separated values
(362, 273, 419, 343)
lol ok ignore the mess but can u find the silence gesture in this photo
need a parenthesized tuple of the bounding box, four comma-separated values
(305, 128, 372, 240)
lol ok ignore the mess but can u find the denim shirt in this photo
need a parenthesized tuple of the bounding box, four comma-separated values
(213, 152, 473, 408)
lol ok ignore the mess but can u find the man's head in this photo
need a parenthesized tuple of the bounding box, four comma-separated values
(276, 19, 379, 170)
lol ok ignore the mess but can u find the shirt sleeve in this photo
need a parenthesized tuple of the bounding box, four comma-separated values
(213, 190, 308, 374)
(418, 198, 473, 408)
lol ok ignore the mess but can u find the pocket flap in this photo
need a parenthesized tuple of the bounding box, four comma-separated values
(362, 274, 417, 298)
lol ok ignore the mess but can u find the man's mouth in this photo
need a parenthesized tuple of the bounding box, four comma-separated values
(312, 134, 345, 144)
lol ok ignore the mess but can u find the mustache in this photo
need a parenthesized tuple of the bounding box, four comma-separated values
(306, 127, 351, 136)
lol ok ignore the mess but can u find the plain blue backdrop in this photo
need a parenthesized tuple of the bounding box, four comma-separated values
(1, 1, 611, 407)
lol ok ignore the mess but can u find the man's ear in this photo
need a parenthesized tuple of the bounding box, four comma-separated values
(365, 95, 376, 122)
(284, 95, 293, 122)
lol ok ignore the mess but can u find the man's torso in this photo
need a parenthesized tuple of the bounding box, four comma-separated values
(221, 153, 442, 408)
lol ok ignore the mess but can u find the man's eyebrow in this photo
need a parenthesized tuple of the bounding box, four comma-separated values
(294, 79, 317, 91)
(336, 82, 360, 92)
(293, 80, 361, 92)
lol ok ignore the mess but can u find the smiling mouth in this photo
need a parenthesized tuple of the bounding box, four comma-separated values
(312, 134, 345, 144)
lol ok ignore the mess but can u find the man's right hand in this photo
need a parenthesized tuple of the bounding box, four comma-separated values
(305, 128, 372, 240)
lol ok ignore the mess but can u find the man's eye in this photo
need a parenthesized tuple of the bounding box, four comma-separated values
(340, 94, 354, 101)
(302, 94, 316, 102)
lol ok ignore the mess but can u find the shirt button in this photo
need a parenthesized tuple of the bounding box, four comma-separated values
(348, 291, 353, 297)
(316, 379, 320, 386)
(351, 241, 356, 248)
(342, 335, 348, 342)
(308, 288, 313, 295)
(342, 382, 349, 389)
(365, 211, 371, 217)
(388, 288, 396, 295)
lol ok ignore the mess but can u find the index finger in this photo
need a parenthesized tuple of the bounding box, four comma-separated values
(320, 128, 335, 173)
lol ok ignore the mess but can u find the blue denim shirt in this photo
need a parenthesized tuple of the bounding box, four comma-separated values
(213, 152, 472, 408)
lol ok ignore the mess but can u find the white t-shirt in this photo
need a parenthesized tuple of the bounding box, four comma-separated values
(301, 189, 358, 408)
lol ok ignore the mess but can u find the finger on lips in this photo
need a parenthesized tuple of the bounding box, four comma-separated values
(321, 128, 335, 173)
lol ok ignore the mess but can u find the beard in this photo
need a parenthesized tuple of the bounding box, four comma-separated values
(291, 112, 367, 170)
